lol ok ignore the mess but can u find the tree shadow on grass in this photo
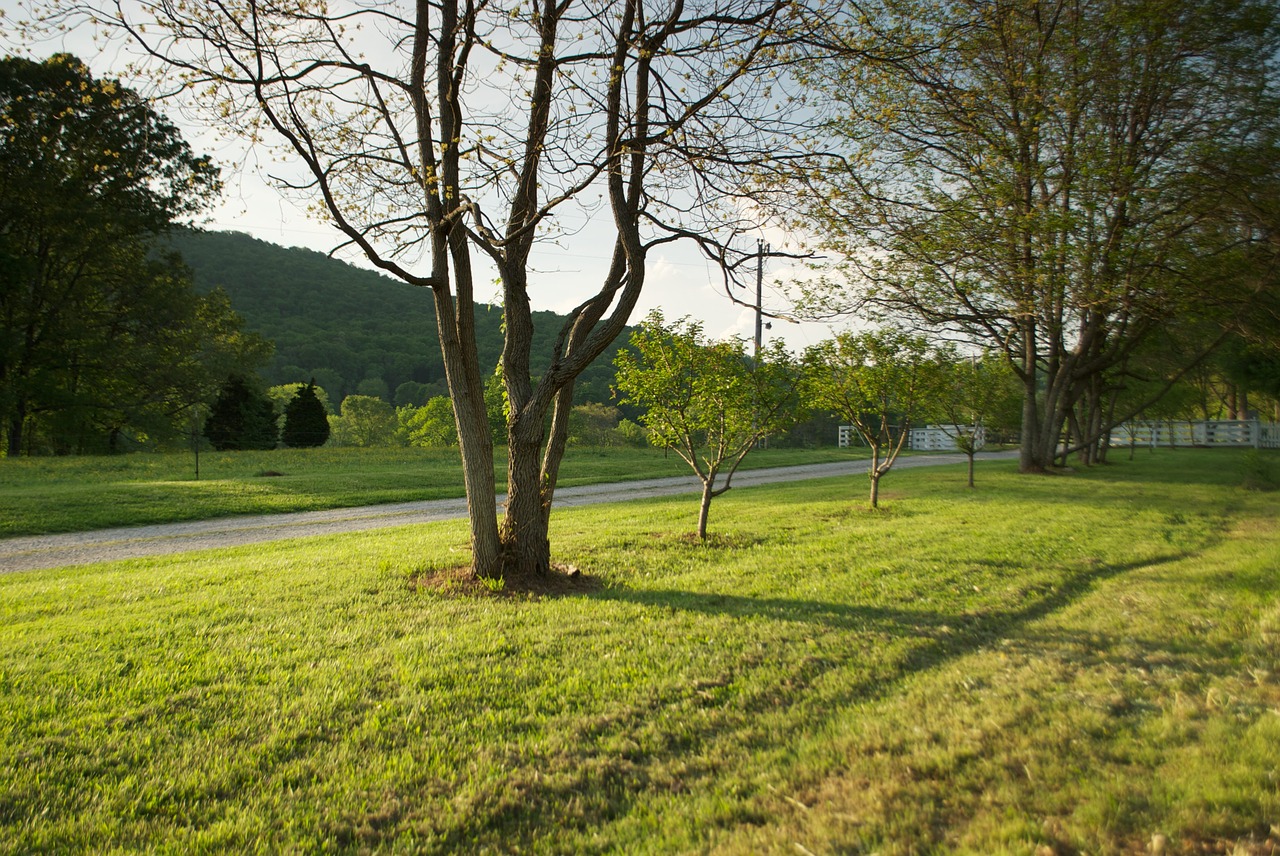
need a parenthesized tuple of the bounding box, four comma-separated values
(417, 553, 1200, 851)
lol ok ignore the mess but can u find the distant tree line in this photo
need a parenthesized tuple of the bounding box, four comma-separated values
(0, 54, 270, 456)
(167, 230, 626, 412)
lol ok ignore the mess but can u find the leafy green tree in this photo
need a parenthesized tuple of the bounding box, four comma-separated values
(803, 329, 947, 509)
(268, 383, 332, 421)
(567, 403, 624, 447)
(393, 382, 433, 409)
(330, 395, 398, 448)
(615, 312, 801, 541)
(935, 351, 1021, 487)
(399, 397, 459, 448)
(0, 54, 237, 455)
(355, 377, 390, 401)
(204, 376, 278, 451)
(792, 0, 1280, 473)
(614, 419, 649, 448)
(281, 381, 331, 448)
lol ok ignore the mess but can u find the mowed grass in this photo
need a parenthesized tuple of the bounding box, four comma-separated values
(1, 449, 1277, 853)
(0, 445, 870, 537)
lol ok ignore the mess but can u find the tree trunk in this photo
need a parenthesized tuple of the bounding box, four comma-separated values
(698, 479, 714, 541)
(1018, 326, 1044, 473)
(502, 413, 552, 577)
(6, 403, 25, 457)
(539, 382, 575, 529)
(967, 452, 975, 488)
(432, 280, 502, 580)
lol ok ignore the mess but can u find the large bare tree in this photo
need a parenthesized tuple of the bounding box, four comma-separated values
(37, 0, 815, 578)
(790, 0, 1280, 472)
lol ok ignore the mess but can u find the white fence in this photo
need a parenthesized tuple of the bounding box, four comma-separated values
(1109, 419, 1280, 449)
(910, 424, 985, 452)
(838, 424, 985, 451)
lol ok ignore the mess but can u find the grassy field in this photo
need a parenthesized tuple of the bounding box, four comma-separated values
(0, 445, 871, 537)
(1, 449, 1277, 853)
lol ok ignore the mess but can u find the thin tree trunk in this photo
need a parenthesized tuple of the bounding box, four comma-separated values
(7, 403, 25, 458)
(698, 479, 714, 541)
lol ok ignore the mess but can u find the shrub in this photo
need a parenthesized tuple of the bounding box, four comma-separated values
(282, 381, 331, 448)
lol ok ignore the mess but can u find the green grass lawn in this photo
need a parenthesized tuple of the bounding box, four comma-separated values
(1, 449, 1277, 853)
(0, 445, 871, 537)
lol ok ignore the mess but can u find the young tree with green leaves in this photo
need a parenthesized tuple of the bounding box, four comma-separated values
(399, 397, 459, 449)
(281, 381, 331, 448)
(935, 350, 1021, 488)
(330, 396, 398, 448)
(803, 329, 947, 509)
(615, 312, 800, 541)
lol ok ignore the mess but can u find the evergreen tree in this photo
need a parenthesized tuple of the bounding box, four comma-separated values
(282, 381, 330, 448)
(204, 376, 278, 451)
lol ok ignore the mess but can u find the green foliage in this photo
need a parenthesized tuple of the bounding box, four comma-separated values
(935, 351, 1022, 447)
(615, 311, 800, 538)
(803, 328, 949, 506)
(484, 371, 508, 445)
(330, 395, 398, 448)
(203, 376, 279, 451)
(0, 55, 264, 455)
(614, 418, 649, 448)
(567, 403, 624, 447)
(393, 381, 435, 409)
(281, 381, 331, 448)
(398, 397, 458, 448)
(267, 383, 332, 419)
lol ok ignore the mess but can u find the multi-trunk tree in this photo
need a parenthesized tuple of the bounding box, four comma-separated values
(46, 0, 815, 578)
(790, 0, 1280, 472)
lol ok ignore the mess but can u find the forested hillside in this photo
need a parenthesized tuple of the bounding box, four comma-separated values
(169, 229, 623, 407)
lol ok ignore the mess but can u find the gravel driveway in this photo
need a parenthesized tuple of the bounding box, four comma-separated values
(0, 452, 1017, 573)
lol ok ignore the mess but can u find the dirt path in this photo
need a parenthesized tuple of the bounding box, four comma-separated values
(0, 452, 1017, 573)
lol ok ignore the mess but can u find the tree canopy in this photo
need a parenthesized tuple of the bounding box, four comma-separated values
(0, 53, 267, 454)
(281, 381, 331, 449)
(803, 329, 948, 509)
(204, 375, 278, 451)
(615, 311, 800, 540)
(790, 0, 1280, 472)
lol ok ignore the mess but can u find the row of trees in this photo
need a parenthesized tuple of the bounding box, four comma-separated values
(205, 377, 649, 452)
(22, 0, 1280, 581)
(786, 0, 1280, 473)
(616, 312, 1022, 539)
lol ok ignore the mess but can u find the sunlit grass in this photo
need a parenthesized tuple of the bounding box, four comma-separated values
(0, 445, 870, 537)
(1, 449, 1276, 853)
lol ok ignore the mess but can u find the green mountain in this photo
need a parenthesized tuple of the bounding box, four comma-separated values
(168, 229, 623, 408)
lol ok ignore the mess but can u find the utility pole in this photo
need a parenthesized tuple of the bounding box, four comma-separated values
(755, 239, 769, 362)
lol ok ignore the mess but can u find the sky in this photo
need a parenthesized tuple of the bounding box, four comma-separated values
(1, 1, 849, 352)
